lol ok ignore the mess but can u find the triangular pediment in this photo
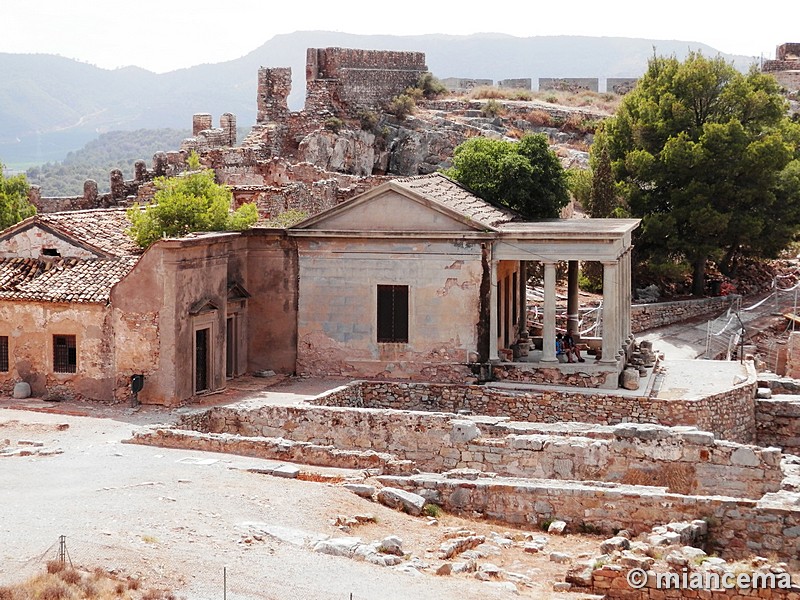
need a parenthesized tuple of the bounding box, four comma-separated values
(227, 281, 251, 301)
(189, 298, 220, 315)
(293, 179, 498, 233)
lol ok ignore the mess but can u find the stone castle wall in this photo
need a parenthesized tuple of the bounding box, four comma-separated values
(31, 151, 185, 213)
(303, 48, 427, 116)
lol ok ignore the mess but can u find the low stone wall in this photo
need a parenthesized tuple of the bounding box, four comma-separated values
(377, 473, 800, 564)
(125, 427, 413, 474)
(631, 295, 739, 333)
(177, 402, 778, 498)
(311, 379, 757, 444)
(756, 397, 800, 454)
(491, 363, 619, 389)
(579, 564, 800, 599)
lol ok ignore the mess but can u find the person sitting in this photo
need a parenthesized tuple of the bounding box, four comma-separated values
(564, 330, 585, 362)
(556, 334, 570, 363)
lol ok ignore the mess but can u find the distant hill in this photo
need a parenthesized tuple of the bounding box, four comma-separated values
(0, 31, 760, 168)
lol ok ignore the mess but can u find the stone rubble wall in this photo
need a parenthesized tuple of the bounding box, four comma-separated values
(582, 564, 800, 599)
(491, 363, 619, 389)
(176, 401, 778, 498)
(376, 473, 800, 564)
(631, 295, 739, 333)
(312, 380, 757, 444)
(756, 397, 800, 454)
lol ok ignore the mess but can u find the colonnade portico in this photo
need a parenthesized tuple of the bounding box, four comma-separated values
(488, 219, 640, 386)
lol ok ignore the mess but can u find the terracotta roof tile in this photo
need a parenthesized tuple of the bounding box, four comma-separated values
(35, 208, 141, 257)
(0, 256, 137, 303)
(393, 173, 520, 229)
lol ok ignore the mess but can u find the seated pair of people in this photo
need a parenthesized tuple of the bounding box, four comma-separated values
(556, 332, 585, 363)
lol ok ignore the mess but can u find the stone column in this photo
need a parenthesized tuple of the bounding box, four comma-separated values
(541, 261, 558, 363)
(518, 260, 528, 337)
(489, 260, 499, 361)
(623, 249, 633, 345)
(601, 261, 620, 364)
(567, 260, 580, 338)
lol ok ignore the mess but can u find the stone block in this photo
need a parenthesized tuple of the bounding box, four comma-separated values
(451, 420, 481, 443)
(731, 447, 761, 467)
(377, 487, 426, 516)
(272, 464, 300, 478)
(12, 382, 31, 399)
(343, 483, 376, 498)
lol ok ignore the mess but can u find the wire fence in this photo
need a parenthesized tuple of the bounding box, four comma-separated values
(705, 273, 800, 362)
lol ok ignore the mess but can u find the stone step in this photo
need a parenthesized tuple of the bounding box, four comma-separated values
(125, 427, 415, 475)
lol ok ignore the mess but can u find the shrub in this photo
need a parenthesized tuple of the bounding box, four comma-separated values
(480, 99, 503, 118)
(58, 569, 81, 585)
(415, 72, 447, 99)
(323, 117, 344, 133)
(524, 109, 553, 127)
(46, 561, 65, 575)
(387, 94, 416, 119)
(357, 109, 379, 131)
(423, 503, 442, 518)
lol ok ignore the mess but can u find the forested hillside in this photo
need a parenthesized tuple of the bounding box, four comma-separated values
(24, 129, 189, 196)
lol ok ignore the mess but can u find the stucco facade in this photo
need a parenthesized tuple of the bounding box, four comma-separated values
(291, 173, 639, 386)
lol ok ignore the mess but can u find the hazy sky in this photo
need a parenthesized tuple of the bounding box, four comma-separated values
(2, 0, 795, 73)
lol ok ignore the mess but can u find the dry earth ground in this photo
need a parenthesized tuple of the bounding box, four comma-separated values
(0, 404, 603, 600)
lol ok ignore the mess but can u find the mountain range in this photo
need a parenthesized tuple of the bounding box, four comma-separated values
(0, 30, 760, 168)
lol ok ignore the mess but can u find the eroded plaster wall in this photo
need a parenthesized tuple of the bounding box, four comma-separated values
(295, 237, 484, 380)
(0, 226, 100, 259)
(0, 300, 113, 400)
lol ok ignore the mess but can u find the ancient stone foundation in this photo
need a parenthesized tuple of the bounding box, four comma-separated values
(310, 378, 758, 444)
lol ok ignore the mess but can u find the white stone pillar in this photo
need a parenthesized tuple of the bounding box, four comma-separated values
(601, 261, 619, 364)
(541, 261, 558, 363)
(489, 259, 499, 361)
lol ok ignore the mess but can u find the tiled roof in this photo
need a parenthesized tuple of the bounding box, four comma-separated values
(35, 208, 141, 257)
(0, 256, 137, 303)
(393, 173, 520, 229)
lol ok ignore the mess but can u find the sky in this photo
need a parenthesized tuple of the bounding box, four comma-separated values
(2, 0, 797, 73)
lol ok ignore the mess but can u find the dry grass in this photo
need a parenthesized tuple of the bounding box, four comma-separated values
(1, 566, 178, 600)
(462, 86, 622, 113)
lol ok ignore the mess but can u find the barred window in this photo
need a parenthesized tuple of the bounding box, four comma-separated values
(377, 285, 408, 343)
(53, 335, 77, 373)
(0, 336, 7, 372)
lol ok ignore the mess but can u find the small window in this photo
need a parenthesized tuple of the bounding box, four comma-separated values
(0, 336, 8, 372)
(53, 335, 77, 373)
(42, 248, 61, 257)
(377, 285, 409, 343)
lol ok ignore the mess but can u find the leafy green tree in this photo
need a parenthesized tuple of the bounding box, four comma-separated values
(126, 163, 257, 248)
(445, 134, 570, 219)
(598, 51, 800, 295)
(0, 164, 36, 229)
(566, 168, 592, 209)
